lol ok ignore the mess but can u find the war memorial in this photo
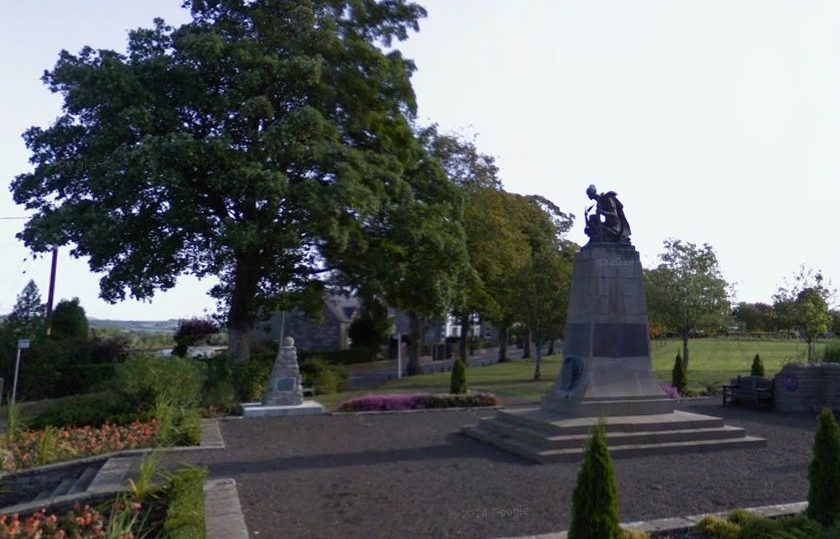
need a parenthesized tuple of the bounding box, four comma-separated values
(465, 186, 765, 462)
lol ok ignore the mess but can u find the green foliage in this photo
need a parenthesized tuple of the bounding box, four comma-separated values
(512, 244, 575, 380)
(751, 354, 765, 376)
(808, 408, 840, 526)
(50, 298, 89, 340)
(621, 530, 650, 539)
(672, 352, 687, 393)
(162, 467, 207, 539)
(645, 239, 731, 368)
(736, 515, 822, 539)
(112, 354, 205, 409)
(695, 515, 740, 538)
(774, 267, 835, 362)
(4, 280, 45, 337)
(728, 508, 761, 527)
(300, 359, 348, 395)
(29, 391, 134, 429)
(5, 397, 23, 442)
(12, 0, 435, 363)
(128, 451, 162, 501)
(231, 355, 274, 402)
(347, 306, 391, 361)
(568, 421, 622, 539)
(823, 343, 840, 364)
(450, 358, 467, 394)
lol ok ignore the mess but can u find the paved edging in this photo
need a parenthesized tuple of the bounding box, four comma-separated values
(499, 501, 808, 538)
(204, 478, 249, 539)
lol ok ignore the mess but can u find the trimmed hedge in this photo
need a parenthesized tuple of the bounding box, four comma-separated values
(337, 393, 500, 412)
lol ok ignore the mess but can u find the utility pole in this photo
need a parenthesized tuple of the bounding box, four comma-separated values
(45, 247, 58, 336)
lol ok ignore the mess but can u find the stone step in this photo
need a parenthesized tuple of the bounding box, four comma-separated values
(87, 457, 138, 493)
(464, 424, 766, 463)
(480, 418, 746, 450)
(50, 478, 75, 498)
(68, 466, 100, 495)
(493, 408, 724, 436)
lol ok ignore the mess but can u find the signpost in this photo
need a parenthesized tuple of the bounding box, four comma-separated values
(12, 339, 30, 404)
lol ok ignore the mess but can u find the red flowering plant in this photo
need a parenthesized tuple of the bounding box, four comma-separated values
(0, 503, 110, 538)
(0, 420, 161, 471)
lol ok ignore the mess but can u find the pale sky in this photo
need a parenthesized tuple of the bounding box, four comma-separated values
(2, 0, 840, 319)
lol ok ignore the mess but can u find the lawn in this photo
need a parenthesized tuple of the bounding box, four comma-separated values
(312, 337, 832, 411)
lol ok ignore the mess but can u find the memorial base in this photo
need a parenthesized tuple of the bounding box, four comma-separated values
(242, 401, 325, 417)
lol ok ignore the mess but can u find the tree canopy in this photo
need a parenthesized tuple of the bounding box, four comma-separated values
(50, 298, 89, 340)
(645, 239, 730, 368)
(12, 0, 433, 361)
(5, 280, 45, 338)
(773, 266, 834, 362)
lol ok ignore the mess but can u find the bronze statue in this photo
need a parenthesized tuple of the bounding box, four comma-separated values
(584, 184, 631, 243)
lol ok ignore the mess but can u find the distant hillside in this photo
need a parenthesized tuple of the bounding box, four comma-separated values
(88, 318, 178, 333)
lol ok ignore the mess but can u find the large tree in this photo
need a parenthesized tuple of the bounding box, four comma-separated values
(773, 267, 834, 362)
(12, 0, 430, 361)
(645, 239, 730, 369)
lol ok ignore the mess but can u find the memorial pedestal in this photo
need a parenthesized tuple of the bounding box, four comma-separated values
(465, 243, 764, 461)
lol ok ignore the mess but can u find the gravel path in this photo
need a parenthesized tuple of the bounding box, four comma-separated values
(181, 399, 819, 539)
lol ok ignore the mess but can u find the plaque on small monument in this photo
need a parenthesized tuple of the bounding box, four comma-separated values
(275, 378, 296, 392)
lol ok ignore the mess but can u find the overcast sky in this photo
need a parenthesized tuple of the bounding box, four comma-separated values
(2, 0, 840, 320)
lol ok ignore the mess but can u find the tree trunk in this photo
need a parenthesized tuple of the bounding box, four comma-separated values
(547, 339, 555, 356)
(407, 310, 423, 375)
(498, 325, 509, 362)
(522, 330, 532, 359)
(458, 313, 471, 364)
(533, 338, 543, 380)
(681, 333, 689, 370)
(808, 337, 815, 363)
(227, 255, 260, 363)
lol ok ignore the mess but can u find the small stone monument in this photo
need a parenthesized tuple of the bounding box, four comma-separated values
(262, 336, 304, 406)
(242, 336, 324, 417)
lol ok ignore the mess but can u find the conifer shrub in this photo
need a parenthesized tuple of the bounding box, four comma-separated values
(671, 351, 687, 394)
(568, 421, 622, 539)
(450, 358, 467, 394)
(750, 354, 765, 376)
(807, 408, 840, 526)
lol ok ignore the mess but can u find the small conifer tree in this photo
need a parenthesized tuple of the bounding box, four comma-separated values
(750, 354, 765, 377)
(450, 358, 467, 394)
(672, 352, 687, 394)
(807, 408, 840, 526)
(568, 421, 622, 539)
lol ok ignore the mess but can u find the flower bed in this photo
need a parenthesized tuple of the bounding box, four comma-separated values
(0, 420, 161, 471)
(338, 393, 500, 412)
(0, 467, 206, 538)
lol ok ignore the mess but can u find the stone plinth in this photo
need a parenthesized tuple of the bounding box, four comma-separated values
(242, 400, 324, 417)
(543, 243, 672, 415)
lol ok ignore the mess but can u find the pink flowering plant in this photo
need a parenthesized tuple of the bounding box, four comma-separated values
(659, 382, 680, 399)
(338, 393, 500, 412)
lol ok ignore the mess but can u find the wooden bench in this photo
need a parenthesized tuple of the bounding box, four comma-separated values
(722, 375, 774, 408)
(303, 386, 315, 397)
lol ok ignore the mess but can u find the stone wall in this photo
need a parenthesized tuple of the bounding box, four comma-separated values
(774, 363, 840, 413)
